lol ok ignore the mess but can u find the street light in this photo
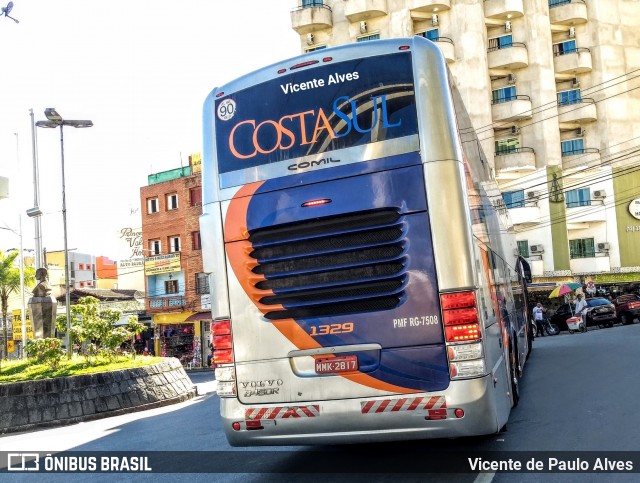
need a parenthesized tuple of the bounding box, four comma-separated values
(28, 108, 44, 271)
(36, 108, 93, 359)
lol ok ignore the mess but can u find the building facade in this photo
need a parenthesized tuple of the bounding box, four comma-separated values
(290, 0, 640, 292)
(46, 250, 96, 295)
(140, 156, 211, 367)
(96, 256, 118, 289)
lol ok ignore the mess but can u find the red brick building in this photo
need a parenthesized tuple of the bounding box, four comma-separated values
(140, 158, 210, 368)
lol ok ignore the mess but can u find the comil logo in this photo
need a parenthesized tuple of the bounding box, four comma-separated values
(7, 453, 39, 471)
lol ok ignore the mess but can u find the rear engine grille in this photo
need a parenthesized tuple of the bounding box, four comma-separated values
(247, 209, 409, 320)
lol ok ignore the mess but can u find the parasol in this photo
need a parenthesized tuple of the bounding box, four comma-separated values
(548, 282, 582, 299)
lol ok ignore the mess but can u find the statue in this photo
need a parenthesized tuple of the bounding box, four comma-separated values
(28, 268, 57, 339)
(32, 268, 51, 297)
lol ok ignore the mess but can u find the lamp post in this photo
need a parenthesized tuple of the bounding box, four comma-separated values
(28, 108, 43, 270)
(36, 108, 93, 359)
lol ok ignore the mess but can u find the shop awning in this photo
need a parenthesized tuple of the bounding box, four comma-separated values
(154, 312, 195, 324)
(527, 283, 559, 292)
(186, 312, 212, 321)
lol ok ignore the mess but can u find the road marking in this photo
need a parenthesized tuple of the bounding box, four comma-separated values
(474, 471, 496, 483)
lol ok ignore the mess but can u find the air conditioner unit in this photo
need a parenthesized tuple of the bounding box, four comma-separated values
(597, 242, 610, 251)
(530, 244, 544, 254)
(306, 33, 314, 45)
(510, 125, 520, 135)
(432, 14, 438, 26)
(526, 191, 540, 200)
(577, 127, 586, 137)
(569, 27, 576, 38)
(593, 189, 606, 199)
(505, 21, 512, 32)
(360, 21, 367, 34)
(507, 74, 516, 84)
(571, 77, 580, 87)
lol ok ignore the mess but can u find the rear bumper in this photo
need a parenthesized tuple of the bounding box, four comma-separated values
(588, 313, 616, 325)
(220, 375, 501, 446)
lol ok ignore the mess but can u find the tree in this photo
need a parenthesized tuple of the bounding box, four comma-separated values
(0, 250, 36, 359)
(56, 296, 145, 360)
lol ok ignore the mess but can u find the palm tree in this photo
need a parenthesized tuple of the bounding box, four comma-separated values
(0, 250, 36, 359)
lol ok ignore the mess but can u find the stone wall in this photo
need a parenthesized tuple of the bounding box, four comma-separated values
(0, 358, 196, 434)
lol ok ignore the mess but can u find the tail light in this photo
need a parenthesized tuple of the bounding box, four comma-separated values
(440, 291, 485, 380)
(441, 292, 481, 343)
(211, 318, 236, 397)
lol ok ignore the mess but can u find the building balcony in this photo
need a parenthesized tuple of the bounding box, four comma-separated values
(492, 95, 533, 122)
(488, 42, 529, 70)
(570, 257, 610, 275)
(508, 205, 542, 227)
(558, 98, 597, 125)
(566, 204, 607, 225)
(483, 0, 524, 20)
(409, 0, 450, 19)
(344, 0, 388, 22)
(147, 296, 187, 311)
(431, 37, 455, 62)
(494, 147, 536, 174)
(554, 48, 592, 75)
(549, 0, 588, 26)
(561, 147, 601, 171)
(291, 2, 333, 35)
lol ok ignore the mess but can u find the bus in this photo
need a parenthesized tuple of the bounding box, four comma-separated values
(200, 36, 532, 446)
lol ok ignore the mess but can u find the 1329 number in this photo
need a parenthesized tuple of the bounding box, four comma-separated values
(309, 322, 354, 337)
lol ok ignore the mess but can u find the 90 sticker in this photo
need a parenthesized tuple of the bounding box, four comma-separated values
(217, 98, 236, 121)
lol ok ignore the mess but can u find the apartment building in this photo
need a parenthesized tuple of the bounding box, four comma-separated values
(291, 0, 640, 291)
(46, 250, 96, 294)
(140, 156, 211, 367)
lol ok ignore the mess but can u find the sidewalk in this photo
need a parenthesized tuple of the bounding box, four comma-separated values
(193, 379, 218, 395)
(185, 367, 217, 396)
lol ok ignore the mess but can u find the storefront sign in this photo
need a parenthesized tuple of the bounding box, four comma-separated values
(12, 310, 34, 340)
(119, 227, 143, 258)
(532, 277, 576, 284)
(190, 152, 202, 173)
(201, 294, 211, 310)
(144, 253, 181, 275)
(594, 272, 640, 283)
(118, 257, 144, 269)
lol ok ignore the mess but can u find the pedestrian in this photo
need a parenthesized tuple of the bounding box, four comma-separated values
(207, 341, 214, 368)
(575, 293, 588, 327)
(532, 302, 546, 336)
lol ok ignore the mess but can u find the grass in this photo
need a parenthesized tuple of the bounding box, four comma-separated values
(0, 355, 166, 383)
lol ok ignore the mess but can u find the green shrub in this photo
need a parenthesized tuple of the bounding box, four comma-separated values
(24, 338, 65, 369)
(55, 296, 146, 360)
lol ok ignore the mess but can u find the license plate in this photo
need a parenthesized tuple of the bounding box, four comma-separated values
(315, 355, 358, 374)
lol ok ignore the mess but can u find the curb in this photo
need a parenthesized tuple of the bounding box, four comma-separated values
(0, 388, 197, 435)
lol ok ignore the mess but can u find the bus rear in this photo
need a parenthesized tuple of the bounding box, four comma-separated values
(201, 37, 521, 445)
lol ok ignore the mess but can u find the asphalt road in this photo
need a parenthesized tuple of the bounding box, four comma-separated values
(1, 323, 640, 482)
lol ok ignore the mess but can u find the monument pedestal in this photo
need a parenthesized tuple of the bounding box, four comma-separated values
(28, 297, 58, 339)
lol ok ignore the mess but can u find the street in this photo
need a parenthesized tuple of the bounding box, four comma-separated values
(1, 323, 640, 482)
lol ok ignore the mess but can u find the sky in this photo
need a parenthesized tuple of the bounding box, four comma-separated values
(0, 0, 299, 261)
